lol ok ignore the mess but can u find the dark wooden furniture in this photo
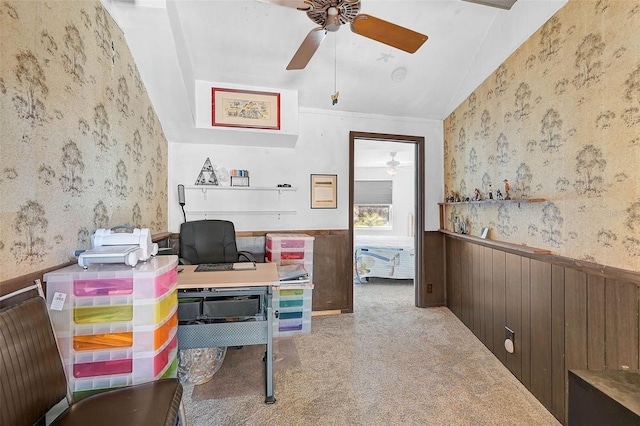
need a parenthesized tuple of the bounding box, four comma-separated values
(568, 370, 640, 425)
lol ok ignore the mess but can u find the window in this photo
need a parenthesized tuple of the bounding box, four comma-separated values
(354, 180, 392, 228)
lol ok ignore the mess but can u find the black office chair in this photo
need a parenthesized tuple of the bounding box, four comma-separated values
(178, 219, 255, 265)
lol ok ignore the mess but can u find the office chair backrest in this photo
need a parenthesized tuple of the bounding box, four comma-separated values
(0, 297, 68, 426)
(179, 219, 240, 264)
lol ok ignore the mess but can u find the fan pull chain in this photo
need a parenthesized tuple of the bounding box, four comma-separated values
(331, 33, 339, 105)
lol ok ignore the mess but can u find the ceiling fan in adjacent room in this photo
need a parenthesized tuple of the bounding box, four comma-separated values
(258, 0, 429, 70)
(386, 152, 400, 176)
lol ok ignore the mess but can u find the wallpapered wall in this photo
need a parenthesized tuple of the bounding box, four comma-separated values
(443, 0, 640, 272)
(0, 1, 168, 281)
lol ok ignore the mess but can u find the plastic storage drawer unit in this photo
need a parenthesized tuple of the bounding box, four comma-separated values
(265, 233, 314, 284)
(272, 283, 313, 337)
(44, 256, 180, 399)
(266, 233, 314, 250)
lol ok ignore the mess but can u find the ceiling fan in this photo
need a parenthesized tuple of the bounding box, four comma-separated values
(258, 0, 429, 70)
(386, 152, 400, 176)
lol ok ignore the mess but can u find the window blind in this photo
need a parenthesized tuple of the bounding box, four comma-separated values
(354, 180, 393, 204)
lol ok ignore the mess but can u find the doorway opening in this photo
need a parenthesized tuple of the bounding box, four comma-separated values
(349, 132, 425, 310)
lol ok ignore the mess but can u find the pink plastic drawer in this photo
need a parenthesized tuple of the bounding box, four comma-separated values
(74, 278, 133, 296)
(154, 268, 178, 297)
(267, 239, 307, 249)
(71, 335, 177, 380)
(266, 249, 312, 262)
(155, 335, 177, 376)
(266, 234, 314, 250)
(132, 267, 177, 299)
(73, 358, 132, 378)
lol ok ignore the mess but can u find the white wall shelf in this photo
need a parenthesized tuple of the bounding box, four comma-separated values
(184, 210, 297, 220)
(182, 184, 298, 220)
(184, 185, 297, 192)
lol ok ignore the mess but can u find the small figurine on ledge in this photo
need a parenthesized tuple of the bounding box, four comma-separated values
(503, 179, 511, 200)
(496, 189, 504, 200)
(458, 216, 468, 234)
(488, 183, 494, 200)
(473, 188, 481, 201)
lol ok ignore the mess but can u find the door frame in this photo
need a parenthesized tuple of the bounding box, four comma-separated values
(349, 131, 426, 310)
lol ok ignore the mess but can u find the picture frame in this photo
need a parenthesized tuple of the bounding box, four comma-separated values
(480, 227, 489, 239)
(212, 88, 280, 130)
(310, 174, 337, 209)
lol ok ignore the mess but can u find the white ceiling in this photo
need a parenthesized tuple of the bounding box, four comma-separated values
(104, 0, 567, 146)
(354, 139, 415, 168)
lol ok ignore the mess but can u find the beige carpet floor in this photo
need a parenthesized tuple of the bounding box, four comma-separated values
(181, 281, 560, 426)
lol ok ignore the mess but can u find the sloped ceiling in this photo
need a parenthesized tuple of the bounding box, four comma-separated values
(103, 0, 567, 145)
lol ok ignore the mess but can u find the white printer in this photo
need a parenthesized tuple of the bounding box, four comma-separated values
(77, 226, 159, 268)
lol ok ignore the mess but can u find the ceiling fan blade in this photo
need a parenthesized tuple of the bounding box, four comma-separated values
(256, 0, 312, 11)
(286, 27, 327, 70)
(351, 14, 428, 54)
(461, 0, 517, 10)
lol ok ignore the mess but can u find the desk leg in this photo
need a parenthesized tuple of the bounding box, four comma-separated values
(265, 291, 276, 404)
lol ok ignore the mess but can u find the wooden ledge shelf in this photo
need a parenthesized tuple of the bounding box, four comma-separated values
(438, 198, 546, 206)
(439, 229, 551, 255)
(438, 198, 546, 229)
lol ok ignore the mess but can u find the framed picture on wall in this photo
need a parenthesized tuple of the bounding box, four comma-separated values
(211, 88, 281, 130)
(310, 174, 337, 209)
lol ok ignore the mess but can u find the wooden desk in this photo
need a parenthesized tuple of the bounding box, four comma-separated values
(176, 262, 279, 404)
(177, 263, 279, 289)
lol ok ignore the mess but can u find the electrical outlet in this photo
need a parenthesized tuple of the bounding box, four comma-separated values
(505, 326, 515, 354)
(505, 326, 514, 341)
(427, 283, 433, 293)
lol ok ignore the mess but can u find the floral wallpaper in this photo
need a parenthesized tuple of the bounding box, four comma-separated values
(0, 1, 168, 281)
(443, 0, 640, 272)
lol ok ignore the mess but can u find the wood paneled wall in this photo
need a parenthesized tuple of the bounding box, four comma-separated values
(444, 234, 640, 424)
(226, 229, 354, 313)
(419, 231, 446, 307)
(312, 231, 352, 312)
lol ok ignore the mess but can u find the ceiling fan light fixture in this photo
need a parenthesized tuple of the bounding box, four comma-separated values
(391, 67, 407, 82)
(386, 151, 400, 175)
(325, 7, 341, 31)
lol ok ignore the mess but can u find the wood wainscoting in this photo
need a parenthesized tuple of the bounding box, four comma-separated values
(420, 231, 446, 307)
(443, 231, 640, 425)
(224, 229, 354, 313)
(310, 230, 353, 313)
